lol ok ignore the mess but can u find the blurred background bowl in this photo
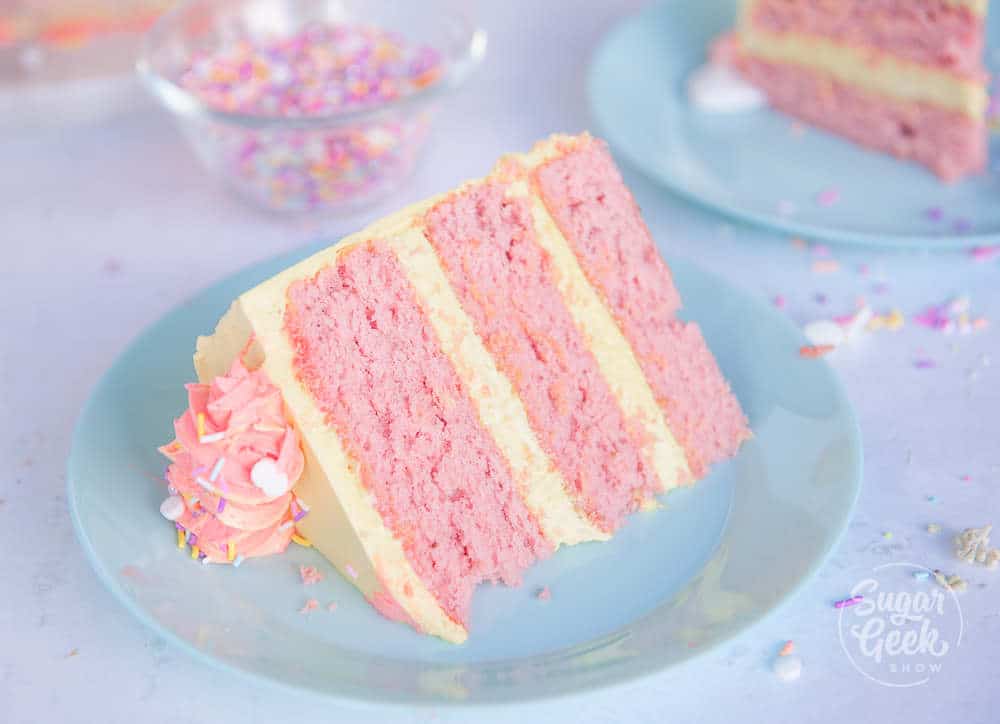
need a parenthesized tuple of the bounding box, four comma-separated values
(138, 0, 487, 212)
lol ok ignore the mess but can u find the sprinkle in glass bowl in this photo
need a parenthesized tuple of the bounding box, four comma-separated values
(138, 0, 486, 212)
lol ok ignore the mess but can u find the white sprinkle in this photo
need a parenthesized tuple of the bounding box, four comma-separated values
(196, 477, 216, 493)
(233, 555, 244, 568)
(209, 457, 226, 482)
(279, 520, 294, 531)
(199, 432, 225, 444)
(843, 306, 873, 343)
(772, 654, 803, 682)
(804, 320, 845, 348)
(687, 63, 765, 113)
(346, 564, 358, 579)
(296, 497, 310, 512)
(159, 495, 186, 521)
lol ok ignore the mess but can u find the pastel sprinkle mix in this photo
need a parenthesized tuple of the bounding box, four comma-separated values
(233, 555, 245, 568)
(834, 595, 863, 609)
(186, 531, 198, 546)
(914, 359, 936, 369)
(199, 432, 225, 444)
(217, 498, 227, 514)
(536, 586, 552, 601)
(913, 571, 931, 581)
(196, 412, 205, 439)
(779, 640, 795, 657)
(191, 545, 200, 560)
(300, 598, 319, 614)
(227, 542, 236, 561)
(176, 528, 186, 549)
(773, 294, 786, 309)
(882, 531, 893, 539)
(291, 533, 313, 548)
(196, 476, 216, 493)
(799, 344, 834, 359)
(346, 564, 358, 579)
(928, 496, 938, 503)
(293, 507, 309, 522)
(970, 246, 1000, 262)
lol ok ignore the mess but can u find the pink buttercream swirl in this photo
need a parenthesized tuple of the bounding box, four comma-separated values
(158, 358, 306, 564)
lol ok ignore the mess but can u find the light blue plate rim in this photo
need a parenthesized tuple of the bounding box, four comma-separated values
(588, 0, 1000, 250)
(68, 243, 863, 707)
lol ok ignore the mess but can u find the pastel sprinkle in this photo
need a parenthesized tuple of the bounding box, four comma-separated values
(834, 595, 863, 609)
(176, 528, 186, 549)
(199, 432, 225, 444)
(186, 531, 198, 546)
(227, 542, 236, 561)
(799, 344, 834, 359)
(196, 412, 205, 439)
(346, 564, 358, 579)
(293, 507, 309, 522)
(882, 531, 893, 539)
(328, 602, 338, 612)
(914, 359, 936, 369)
(970, 246, 1000, 262)
(927, 496, 938, 503)
(952, 218, 973, 233)
(811, 259, 840, 274)
(291, 533, 313, 548)
(209, 457, 226, 482)
(196, 476, 216, 493)
(816, 188, 840, 207)
(913, 571, 931, 581)
(773, 294, 786, 309)
(779, 640, 795, 657)
(537, 586, 552, 601)
(926, 207, 944, 222)
(233, 555, 245, 568)
(217, 497, 227, 514)
(279, 520, 294, 531)
(300, 599, 319, 614)
(295, 498, 310, 512)
(191, 545, 200, 560)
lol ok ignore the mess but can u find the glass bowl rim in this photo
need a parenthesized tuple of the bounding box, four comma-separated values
(136, 0, 488, 130)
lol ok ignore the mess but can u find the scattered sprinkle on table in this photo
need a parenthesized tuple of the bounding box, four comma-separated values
(834, 595, 863, 609)
(799, 344, 834, 359)
(327, 601, 338, 612)
(970, 246, 1000, 262)
(811, 259, 840, 274)
(913, 571, 931, 581)
(927, 495, 937, 503)
(926, 207, 944, 222)
(299, 564, 324, 585)
(778, 640, 795, 657)
(536, 586, 551, 601)
(914, 358, 936, 370)
(299, 598, 319, 614)
(66, 648, 79, 658)
(882, 531, 893, 540)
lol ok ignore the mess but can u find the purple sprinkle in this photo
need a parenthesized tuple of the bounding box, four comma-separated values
(952, 218, 972, 234)
(926, 207, 944, 222)
(294, 508, 308, 522)
(816, 188, 840, 207)
(187, 532, 198, 546)
(914, 359, 936, 369)
(174, 522, 184, 530)
(834, 595, 863, 609)
(814, 293, 828, 305)
(217, 498, 227, 513)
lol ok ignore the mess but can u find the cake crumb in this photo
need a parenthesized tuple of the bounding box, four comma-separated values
(299, 565, 324, 585)
(954, 525, 999, 568)
(927, 523, 941, 534)
(299, 598, 319, 614)
(932, 570, 968, 593)
(536, 586, 551, 601)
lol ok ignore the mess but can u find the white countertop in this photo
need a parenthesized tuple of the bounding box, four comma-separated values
(3, 1, 998, 721)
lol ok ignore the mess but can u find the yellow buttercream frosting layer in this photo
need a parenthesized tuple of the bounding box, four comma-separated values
(738, 26, 988, 119)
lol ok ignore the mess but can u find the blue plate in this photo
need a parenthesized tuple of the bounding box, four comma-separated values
(588, 0, 1000, 248)
(68, 245, 861, 705)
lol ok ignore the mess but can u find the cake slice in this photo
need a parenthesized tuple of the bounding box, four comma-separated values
(725, 0, 990, 181)
(191, 133, 750, 643)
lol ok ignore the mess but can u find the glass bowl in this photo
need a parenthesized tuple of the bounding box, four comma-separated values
(138, 0, 486, 212)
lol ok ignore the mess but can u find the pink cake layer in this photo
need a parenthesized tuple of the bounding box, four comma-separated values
(424, 182, 660, 532)
(285, 242, 551, 625)
(736, 55, 987, 181)
(534, 140, 750, 478)
(749, 0, 985, 77)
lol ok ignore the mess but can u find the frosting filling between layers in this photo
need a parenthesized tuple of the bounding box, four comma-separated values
(737, 54, 988, 181)
(737, 25, 989, 119)
(746, 0, 985, 75)
(533, 138, 750, 477)
(284, 241, 551, 626)
(424, 182, 661, 532)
